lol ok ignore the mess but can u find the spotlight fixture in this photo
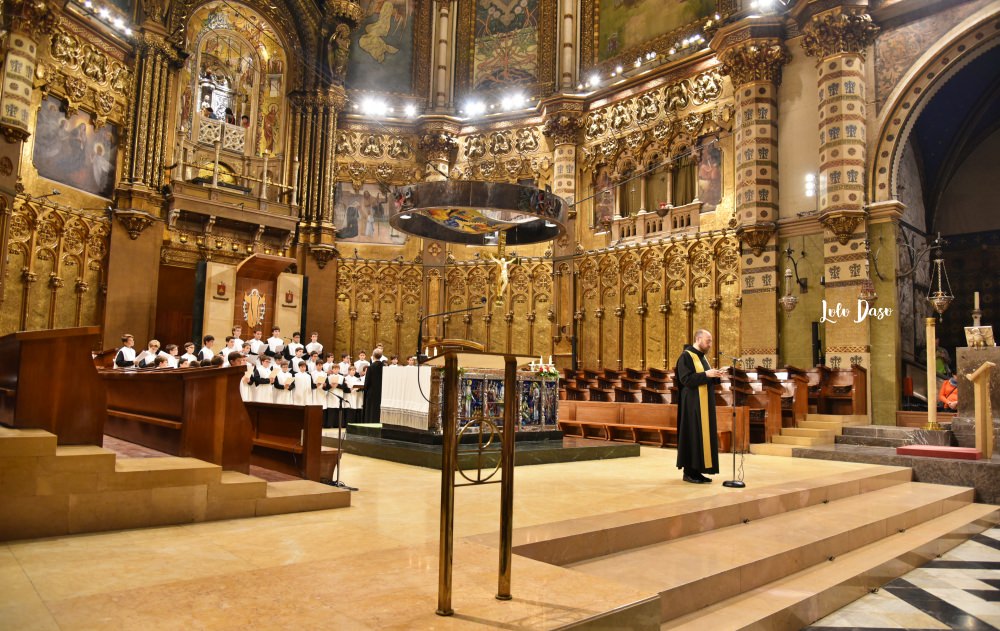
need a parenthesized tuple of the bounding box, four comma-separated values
(404, 103, 417, 118)
(398, 213, 412, 220)
(36, 189, 61, 200)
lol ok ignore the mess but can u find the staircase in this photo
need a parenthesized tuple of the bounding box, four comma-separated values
(0, 427, 351, 541)
(542, 465, 998, 630)
(751, 413, 870, 456)
(836, 424, 917, 448)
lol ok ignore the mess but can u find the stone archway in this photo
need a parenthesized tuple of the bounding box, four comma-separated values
(869, 1, 1000, 203)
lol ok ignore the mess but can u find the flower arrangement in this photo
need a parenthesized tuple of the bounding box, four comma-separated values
(529, 356, 559, 379)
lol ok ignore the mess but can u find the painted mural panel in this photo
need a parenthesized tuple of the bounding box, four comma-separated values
(597, 0, 715, 62)
(473, 0, 540, 90)
(697, 141, 722, 213)
(33, 96, 118, 198)
(334, 182, 407, 245)
(347, 0, 416, 93)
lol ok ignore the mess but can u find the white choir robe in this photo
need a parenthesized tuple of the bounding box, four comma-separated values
(273, 369, 295, 405)
(220, 345, 237, 366)
(305, 341, 323, 356)
(114, 346, 137, 368)
(181, 352, 198, 364)
(252, 366, 274, 403)
(265, 337, 284, 359)
(198, 346, 214, 362)
(286, 342, 303, 359)
(338, 361, 351, 376)
(250, 339, 267, 364)
(312, 371, 328, 408)
(158, 351, 178, 369)
(291, 371, 314, 406)
(239, 365, 253, 401)
(345, 375, 364, 413)
(354, 359, 370, 375)
(290, 356, 306, 372)
(232, 336, 244, 349)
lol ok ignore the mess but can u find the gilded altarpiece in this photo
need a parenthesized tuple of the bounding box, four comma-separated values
(575, 235, 740, 370)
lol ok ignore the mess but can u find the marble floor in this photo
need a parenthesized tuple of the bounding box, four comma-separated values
(0, 439, 993, 630)
(806, 527, 1000, 630)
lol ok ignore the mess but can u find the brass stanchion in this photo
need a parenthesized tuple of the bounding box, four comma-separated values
(436, 353, 458, 616)
(497, 356, 517, 600)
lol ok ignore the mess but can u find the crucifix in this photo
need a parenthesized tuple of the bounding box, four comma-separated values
(487, 231, 518, 303)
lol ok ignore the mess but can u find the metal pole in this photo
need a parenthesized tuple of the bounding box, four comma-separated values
(925, 318, 941, 431)
(437, 353, 458, 616)
(497, 355, 517, 600)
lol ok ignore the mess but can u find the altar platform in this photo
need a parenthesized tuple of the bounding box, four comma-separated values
(327, 423, 639, 469)
(5, 447, 996, 630)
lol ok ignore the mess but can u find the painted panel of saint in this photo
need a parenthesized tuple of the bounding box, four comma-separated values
(334, 182, 407, 245)
(598, 0, 715, 62)
(347, 0, 415, 93)
(33, 96, 119, 198)
(472, 0, 540, 89)
(697, 142, 722, 213)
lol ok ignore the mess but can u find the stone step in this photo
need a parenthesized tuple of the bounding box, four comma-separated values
(772, 435, 833, 447)
(104, 457, 223, 490)
(799, 420, 845, 435)
(569, 482, 976, 624)
(782, 427, 836, 440)
(0, 427, 57, 457)
(663, 502, 999, 630)
(255, 480, 351, 516)
(835, 434, 913, 448)
(807, 413, 869, 425)
(508, 466, 912, 567)
(749, 443, 796, 457)
(841, 425, 917, 439)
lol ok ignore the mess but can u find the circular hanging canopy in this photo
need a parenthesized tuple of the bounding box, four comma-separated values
(388, 181, 567, 245)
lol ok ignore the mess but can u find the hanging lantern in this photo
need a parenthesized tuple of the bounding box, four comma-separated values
(926, 237, 953, 317)
(779, 268, 798, 314)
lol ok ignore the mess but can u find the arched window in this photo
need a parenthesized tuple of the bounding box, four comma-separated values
(672, 154, 697, 206)
(617, 169, 641, 217)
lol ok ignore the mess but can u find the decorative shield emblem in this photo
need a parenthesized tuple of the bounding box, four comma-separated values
(216, 281, 226, 297)
(284, 290, 294, 304)
(243, 289, 266, 328)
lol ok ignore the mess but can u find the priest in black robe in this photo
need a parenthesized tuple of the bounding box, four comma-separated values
(675, 329, 726, 484)
(360, 348, 386, 424)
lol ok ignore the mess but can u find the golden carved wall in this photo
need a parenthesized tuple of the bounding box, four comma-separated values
(0, 198, 110, 335)
(576, 233, 741, 371)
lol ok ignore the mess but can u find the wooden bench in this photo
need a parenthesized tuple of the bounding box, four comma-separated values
(782, 365, 809, 426)
(0, 326, 107, 445)
(819, 365, 867, 415)
(244, 402, 339, 482)
(559, 400, 742, 452)
(100, 366, 252, 473)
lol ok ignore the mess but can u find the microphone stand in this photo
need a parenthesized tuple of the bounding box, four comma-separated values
(328, 376, 358, 491)
(721, 357, 746, 489)
(416, 300, 487, 363)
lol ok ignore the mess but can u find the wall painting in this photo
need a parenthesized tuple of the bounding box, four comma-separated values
(473, 0, 540, 90)
(697, 140, 722, 213)
(334, 181, 407, 245)
(347, 0, 416, 93)
(594, 0, 716, 64)
(33, 95, 118, 198)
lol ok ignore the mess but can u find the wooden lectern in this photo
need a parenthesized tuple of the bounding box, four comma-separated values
(0, 326, 107, 445)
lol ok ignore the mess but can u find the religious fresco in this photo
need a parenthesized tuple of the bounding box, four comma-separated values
(697, 141, 722, 213)
(33, 95, 118, 198)
(596, 0, 715, 63)
(178, 2, 287, 155)
(334, 182, 407, 245)
(592, 167, 614, 227)
(347, 0, 416, 93)
(472, 0, 540, 90)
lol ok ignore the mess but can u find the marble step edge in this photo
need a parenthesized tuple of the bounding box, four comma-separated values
(772, 435, 834, 446)
(841, 426, 917, 439)
(798, 421, 846, 436)
(644, 482, 973, 621)
(748, 443, 796, 456)
(807, 414, 870, 425)
(661, 501, 999, 631)
(0, 428, 59, 458)
(782, 428, 836, 439)
(254, 480, 351, 516)
(834, 435, 913, 448)
(508, 465, 912, 567)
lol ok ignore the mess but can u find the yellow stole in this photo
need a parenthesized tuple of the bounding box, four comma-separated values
(686, 350, 712, 464)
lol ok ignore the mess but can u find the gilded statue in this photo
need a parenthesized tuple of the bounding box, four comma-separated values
(327, 22, 352, 83)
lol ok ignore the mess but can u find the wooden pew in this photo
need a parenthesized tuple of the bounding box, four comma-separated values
(100, 366, 253, 473)
(244, 402, 339, 482)
(782, 365, 809, 426)
(805, 365, 828, 413)
(819, 365, 867, 415)
(750, 367, 785, 443)
(0, 326, 107, 445)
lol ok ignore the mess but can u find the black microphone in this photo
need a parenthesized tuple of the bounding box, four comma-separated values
(416, 297, 488, 362)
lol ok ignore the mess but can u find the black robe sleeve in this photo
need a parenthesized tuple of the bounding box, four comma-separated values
(675, 351, 720, 388)
(114, 350, 133, 368)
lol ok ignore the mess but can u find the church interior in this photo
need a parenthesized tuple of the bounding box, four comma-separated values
(1, 0, 1000, 628)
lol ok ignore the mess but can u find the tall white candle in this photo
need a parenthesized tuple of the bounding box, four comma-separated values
(975, 291, 980, 310)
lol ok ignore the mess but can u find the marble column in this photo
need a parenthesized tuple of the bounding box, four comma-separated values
(432, 0, 456, 109)
(799, 4, 879, 373)
(712, 17, 789, 370)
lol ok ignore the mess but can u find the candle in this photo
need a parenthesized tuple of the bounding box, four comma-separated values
(548, 355, 552, 365)
(975, 291, 980, 310)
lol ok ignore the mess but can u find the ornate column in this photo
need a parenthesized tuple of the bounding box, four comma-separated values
(0, 1, 58, 311)
(432, 0, 456, 109)
(798, 3, 879, 374)
(712, 17, 789, 370)
(558, 0, 578, 90)
(119, 20, 182, 213)
(542, 99, 583, 368)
